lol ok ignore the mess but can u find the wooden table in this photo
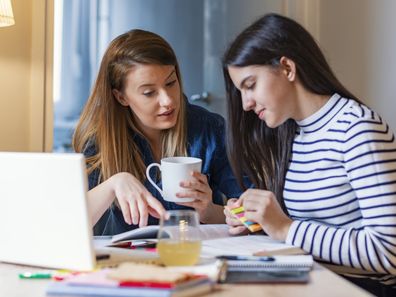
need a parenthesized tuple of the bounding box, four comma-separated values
(0, 261, 372, 297)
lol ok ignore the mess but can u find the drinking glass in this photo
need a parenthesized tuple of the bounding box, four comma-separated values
(157, 210, 201, 266)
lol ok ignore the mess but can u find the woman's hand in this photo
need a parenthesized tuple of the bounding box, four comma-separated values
(224, 198, 249, 235)
(174, 171, 215, 223)
(237, 189, 292, 241)
(110, 172, 166, 227)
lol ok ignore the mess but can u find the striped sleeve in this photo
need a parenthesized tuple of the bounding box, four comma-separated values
(285, 109, 396, 273)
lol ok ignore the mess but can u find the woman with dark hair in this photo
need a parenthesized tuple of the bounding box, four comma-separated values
(73, 29, 243, 236)
(223, 13, 396, 295)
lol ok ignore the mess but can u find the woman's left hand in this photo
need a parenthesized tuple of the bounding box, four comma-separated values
(175, 171, 214, 222)
(237, 189, 293, 241)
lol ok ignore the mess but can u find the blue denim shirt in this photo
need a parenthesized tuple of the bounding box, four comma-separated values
(84, 102, 247, 235)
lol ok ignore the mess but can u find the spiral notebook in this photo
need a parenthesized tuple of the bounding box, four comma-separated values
(221, 255, 313, 283)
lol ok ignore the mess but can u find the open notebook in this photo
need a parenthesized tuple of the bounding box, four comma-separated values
(111, 224, 303, 257)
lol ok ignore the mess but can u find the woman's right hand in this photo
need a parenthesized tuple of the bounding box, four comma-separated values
(110, 172, 166, 227)
(224, 198, 248, 235)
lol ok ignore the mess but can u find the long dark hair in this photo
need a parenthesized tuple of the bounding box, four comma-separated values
(223, 13, 358, 211)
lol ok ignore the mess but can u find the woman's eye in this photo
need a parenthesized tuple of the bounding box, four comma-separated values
(166, 80, 177, 87)
(143, 90, 155, 97)
(246, 82, 256, 90)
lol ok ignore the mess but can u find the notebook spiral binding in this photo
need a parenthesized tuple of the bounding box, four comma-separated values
(221, 256, 313, 283)
(226, 260, 312, 272)
(228, 267, 311, 272)
(227, 261, 312, 268)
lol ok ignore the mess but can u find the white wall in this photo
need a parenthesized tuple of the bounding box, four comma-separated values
(317, 0, 396, 130)
(0, 0, 52, 152)
(0, 0, 31, 151)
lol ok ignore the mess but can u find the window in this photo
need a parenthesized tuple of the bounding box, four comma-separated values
(53, 0, 282, 152)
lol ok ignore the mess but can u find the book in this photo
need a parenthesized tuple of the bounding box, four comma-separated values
(219, 255, 313, 284)
(111, 224, 230, 243)
(46, 282, 212, 297)
(46, 268, 213, 297)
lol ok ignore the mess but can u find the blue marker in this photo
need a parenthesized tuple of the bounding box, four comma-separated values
(216, 255, 275, 262)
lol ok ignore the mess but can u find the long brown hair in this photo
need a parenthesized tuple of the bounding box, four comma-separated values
(73, 29, 187, 184)
(223, 13, 358, 211)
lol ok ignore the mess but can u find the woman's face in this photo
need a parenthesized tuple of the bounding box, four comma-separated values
(114, 64, 181, 137)
(228, 64, 296, 128)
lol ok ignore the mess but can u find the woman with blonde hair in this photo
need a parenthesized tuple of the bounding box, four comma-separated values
(73, 29, 244, 236)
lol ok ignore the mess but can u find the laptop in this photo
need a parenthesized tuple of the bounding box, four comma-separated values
(0, 152, 157, 270)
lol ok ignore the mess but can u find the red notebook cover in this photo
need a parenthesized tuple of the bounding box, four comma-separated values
(119, 275, 208, 289)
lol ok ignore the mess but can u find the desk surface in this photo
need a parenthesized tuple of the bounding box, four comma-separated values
(0, 261, 372, 297)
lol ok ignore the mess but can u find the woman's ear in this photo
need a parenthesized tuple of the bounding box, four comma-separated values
(112, 89, 129, 106)
(279, 56, 296, 82)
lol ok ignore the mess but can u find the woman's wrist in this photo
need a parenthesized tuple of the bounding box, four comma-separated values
(88, 174, 121, 225)
(199, 203, 225, 224)
(104, 174, 117, 203)
(277, 218, 293, 241)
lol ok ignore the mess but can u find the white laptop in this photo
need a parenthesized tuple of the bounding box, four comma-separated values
(0, 152, 157, 270)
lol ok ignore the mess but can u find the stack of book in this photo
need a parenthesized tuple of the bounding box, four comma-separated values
(46, 263, 213, 297)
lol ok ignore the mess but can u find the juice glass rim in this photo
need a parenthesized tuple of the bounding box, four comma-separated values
(164, 210, 198, 217)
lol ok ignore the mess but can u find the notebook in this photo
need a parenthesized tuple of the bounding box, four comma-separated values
(0, 152, 156, 271)
(220, 255, 313, 284)
(225, 255, 314, 270)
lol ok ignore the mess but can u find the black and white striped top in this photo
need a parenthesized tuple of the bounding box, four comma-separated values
(284, 93, 396, 282)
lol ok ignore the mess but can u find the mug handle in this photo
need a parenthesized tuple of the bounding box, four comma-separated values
(146, 163, 163, 196)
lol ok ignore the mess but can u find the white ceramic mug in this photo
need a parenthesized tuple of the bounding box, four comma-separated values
(146, 157, 202, 202)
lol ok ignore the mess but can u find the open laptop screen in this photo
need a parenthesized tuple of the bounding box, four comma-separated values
(0, 152, 96, 270)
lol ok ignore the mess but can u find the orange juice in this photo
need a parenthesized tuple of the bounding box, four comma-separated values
(157, 240, 201, 266)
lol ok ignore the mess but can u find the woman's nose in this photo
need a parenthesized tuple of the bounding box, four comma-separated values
(159, 90, 173, 107)
(242, 94, 255, 111)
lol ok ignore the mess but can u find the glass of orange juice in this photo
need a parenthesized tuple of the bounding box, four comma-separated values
(157, 210, 201, 266)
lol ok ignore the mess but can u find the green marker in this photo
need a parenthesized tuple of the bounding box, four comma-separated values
(19, 272, 52, 279)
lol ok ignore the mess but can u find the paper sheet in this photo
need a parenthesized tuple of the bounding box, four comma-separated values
(201, 235, 301, 257)
(197, 224, 230, 240)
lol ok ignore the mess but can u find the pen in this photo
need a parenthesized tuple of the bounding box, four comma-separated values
(19, 272, 53, 279)
(216, 255, 275, 262)
(96, 254, 111, 260)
